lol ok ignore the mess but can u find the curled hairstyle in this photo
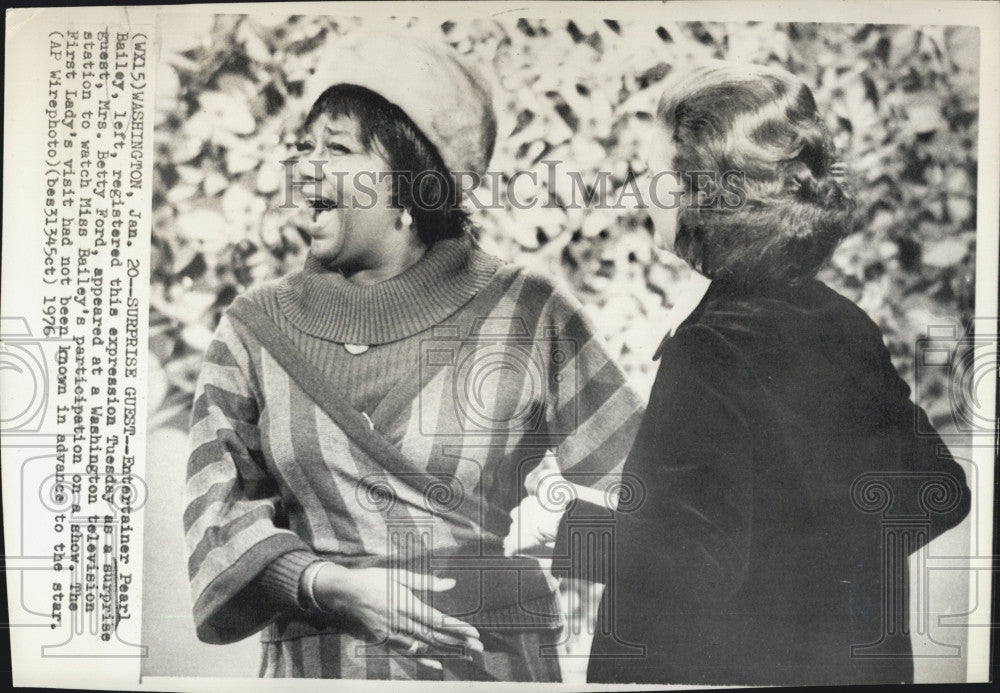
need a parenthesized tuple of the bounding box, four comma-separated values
(304, 84, 471, 245)
(658, 62, 855, 286)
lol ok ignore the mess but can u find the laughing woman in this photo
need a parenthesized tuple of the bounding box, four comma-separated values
(183, 35, 643, 681)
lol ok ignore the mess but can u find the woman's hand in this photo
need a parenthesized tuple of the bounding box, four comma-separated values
(313, 564, 483, 669)
(509, 454, 572, 558)
(509, 451, 620, 558)
(504, 494, 563, 558)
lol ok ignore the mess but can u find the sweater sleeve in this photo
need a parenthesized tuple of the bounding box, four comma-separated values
(542, 285, 645, 493)
(554, 324, 754, 602)
(184, 313, 312, 644)
(257, 549, 323, 609)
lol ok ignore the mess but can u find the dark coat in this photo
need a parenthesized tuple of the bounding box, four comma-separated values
(555, 278, 971, 686)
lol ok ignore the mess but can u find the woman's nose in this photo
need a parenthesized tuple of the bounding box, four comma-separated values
(293, 153, 324, 182)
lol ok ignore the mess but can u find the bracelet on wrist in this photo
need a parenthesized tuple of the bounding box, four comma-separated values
(300, 560, 329, 613)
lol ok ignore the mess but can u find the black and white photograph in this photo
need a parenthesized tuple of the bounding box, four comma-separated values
(2, 1, 998, 690)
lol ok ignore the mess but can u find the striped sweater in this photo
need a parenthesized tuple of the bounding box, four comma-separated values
(184, 235, 644, 677)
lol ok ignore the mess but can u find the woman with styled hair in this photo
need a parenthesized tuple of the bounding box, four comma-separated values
(508, 61, 970, 685)
(183, 35, 644, 681)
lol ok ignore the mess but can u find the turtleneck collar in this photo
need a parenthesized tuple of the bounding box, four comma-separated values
(276, 234, 503, 345)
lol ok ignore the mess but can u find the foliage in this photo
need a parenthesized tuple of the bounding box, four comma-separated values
(150, 16, 979, 433)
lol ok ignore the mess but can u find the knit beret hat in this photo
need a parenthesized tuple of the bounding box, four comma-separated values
(303, 33, 497, 177)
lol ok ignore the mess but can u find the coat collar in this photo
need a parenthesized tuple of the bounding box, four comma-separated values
(653, 269, 712, 360)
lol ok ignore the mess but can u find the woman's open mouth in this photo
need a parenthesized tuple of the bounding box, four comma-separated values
(308, 197, 339, 223)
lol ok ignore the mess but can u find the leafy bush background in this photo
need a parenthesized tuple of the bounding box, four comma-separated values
(151, 15, 979, 431)
(146, 15, 979, 679)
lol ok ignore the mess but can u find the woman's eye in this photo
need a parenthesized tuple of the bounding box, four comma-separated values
(293, 141, 313, 153)
(325, 142, 350, 154)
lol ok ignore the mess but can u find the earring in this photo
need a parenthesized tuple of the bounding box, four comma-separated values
(399, 208, 413, 229)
